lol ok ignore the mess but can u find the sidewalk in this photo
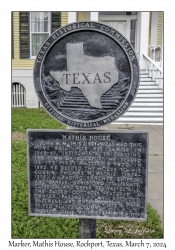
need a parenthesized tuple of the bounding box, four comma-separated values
(107, 123, 163, 227)
(67, 123, 163, 227)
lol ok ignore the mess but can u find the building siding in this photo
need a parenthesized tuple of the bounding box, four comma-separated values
(12, 12, 34, 69)
(157, 12, 163, 45)
(77, 12, 87, 21)
(12, 12, 68, 69)
(61, 12, 68, 26)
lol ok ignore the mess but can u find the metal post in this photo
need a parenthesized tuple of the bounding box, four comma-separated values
(79, 219, 96, 238)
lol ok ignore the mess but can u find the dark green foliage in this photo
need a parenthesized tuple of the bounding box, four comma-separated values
(12, 141, 79, 238)
(12, 108, 66, 133)
(12, 140, 163, 239)
(96, 204, 163, 238)
(12, 108, 163, 238)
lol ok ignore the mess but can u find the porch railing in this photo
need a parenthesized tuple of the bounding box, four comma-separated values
(12, 83, 26, 107)
(148, 45, 162, 61)
(143, 53, 163, 90)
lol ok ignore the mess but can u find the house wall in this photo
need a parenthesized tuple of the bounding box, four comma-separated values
(77, 12, 87, 21)
(12, 12, 37, 107)
(12, 12, 34, 69)
(157, 12, 163, 45)
(12, 12, 69, 69)
(12, 69, 38, 108)
(12, 11, 163, 108)
(12, 12, 68, 108)
(61, 12, 68, 26)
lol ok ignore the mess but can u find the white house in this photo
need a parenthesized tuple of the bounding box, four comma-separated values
(12, 11, 163, 123)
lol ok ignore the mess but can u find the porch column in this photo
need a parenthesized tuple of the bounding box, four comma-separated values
(68, 12, 77, 23)
(138, 12, 150, 69)
(90, 12, 98, 21)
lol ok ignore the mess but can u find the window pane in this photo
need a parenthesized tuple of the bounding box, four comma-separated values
(44, 20, 48, 32)
(126, 12, 137, 15)
(131, 20, 136, 30)
(31, 12, 37, 21)
(32, 33, 49, 56)
(39, 12, 44, 32)
(31, 12, 38, 32)
(44, 12, 48, 20)
(31, 12, 49, 32)
(130, 30, 135, 41)
(99, 11, 125, 15)
(130, 20, 136, 50)
(131, 12, 137, 15)
(99, 11, 137, 16)
(31, 21, 37, 32)
(131, 42, 135, 49)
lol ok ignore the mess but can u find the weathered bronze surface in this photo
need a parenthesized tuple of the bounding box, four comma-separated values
(34, 22, 139, 128)
(28, 130, 148, 220)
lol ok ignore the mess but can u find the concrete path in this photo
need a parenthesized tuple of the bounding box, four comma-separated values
(67, 123, 163, 227)
(107, 123, 163, 227)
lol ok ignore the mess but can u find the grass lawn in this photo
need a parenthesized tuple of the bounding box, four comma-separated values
(12, 108, 163, 238)
(12, 108, 66, 133)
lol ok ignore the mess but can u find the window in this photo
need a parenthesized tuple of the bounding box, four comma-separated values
(19, 12, 61, 59)
(99, 12, 137, 16)
(130, 20, 137, 49)
(30, 12, 50, 57)
(30, 12, 61, 58)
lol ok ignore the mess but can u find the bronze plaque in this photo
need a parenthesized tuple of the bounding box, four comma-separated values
(28, 130, 148, 220)
(34, 22, 139, 128)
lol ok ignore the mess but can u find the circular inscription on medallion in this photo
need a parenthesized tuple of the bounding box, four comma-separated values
(34, 21, 140, 129)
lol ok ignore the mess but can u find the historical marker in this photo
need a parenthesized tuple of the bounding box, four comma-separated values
(34, 22, 139, 128)
(30, 21, 148, 237)
(28, 130, 148, 221)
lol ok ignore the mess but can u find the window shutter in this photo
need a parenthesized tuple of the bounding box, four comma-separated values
(19, 12, 30, 58)
(51, 12, 61, 33)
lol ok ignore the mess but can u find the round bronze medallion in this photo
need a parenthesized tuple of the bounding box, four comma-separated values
(34, 21, 140, 129)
